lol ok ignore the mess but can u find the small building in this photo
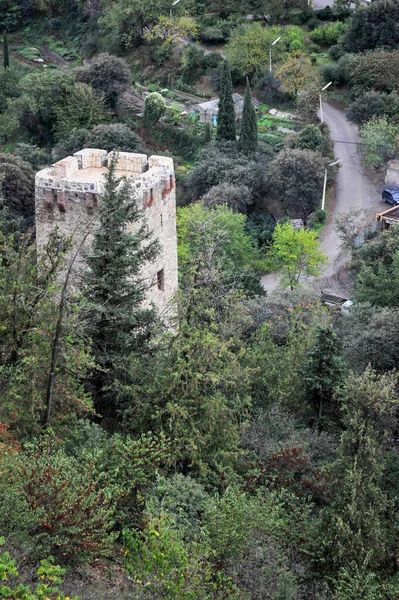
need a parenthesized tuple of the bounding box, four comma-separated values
(192, 93, 252, 126)
(376, 205, 399, 229)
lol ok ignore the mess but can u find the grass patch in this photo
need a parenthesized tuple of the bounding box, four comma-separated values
(16, 45, 42, 60)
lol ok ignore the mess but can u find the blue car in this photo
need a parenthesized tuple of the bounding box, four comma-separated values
(382, 186, 399, 206)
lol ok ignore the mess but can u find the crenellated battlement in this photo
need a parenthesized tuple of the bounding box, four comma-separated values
(35, 149, 178, 320)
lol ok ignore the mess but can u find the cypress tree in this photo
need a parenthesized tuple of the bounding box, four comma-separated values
(238, 79, 258, 152)
(216, 60, 236, 141)
(83, 155, 159, 420)
(3, 31, 9, 69)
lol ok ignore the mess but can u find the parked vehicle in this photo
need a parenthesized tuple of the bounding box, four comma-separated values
(382, 186, 399, 206)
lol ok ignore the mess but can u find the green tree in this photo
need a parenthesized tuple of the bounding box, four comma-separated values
(320, 368, 398, 574)
(249, 0, 308, 24)
(98, 0, 194, 52)
(360, 116, 399, 167)
(344, 0, 399, 53)
(185, 140, 271, 205)
(276, 52, 317, 103)
(269, 149, 325, 224)
(0, 229, 93, 438)
(294, 124, 324, 151)
(238, 80, 258, 153)
(82, 156, 159, 420)
(3, 30, 9, 69)
(0, 153, 35, 227)
(177, 202, 266, 298)
(347, 91, 398, 127)
(347, 50, 399, 95)
(54, 82, 107, 141)
(0, 440, 117, 561)
(15, 69, 76, 143)
(225, 22, 283, 80)
(269, 222, 327, 290)
(143, 91, 166, 124)
(76, 52, 130, 109)
(296, 87, 320, 123)
(216, 60, 236, 142)
(301, 323, 344, 424)
(351, 226, 399, 306)
(87, 122, 145, 153)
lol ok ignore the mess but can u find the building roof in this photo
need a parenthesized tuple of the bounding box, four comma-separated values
(194, 93, 246, 114)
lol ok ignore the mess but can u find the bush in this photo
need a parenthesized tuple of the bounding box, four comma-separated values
(203, 52, 223, 70)
(346, 50, 399, 95)
(14, 143, 51, 170)
(144, 92, 167, 124)
(329, 44, 345, 61)
(76, 52, 130, 109)
(347, 91, 398, 127)
(0, 442, 117, 562)
(255, 70, 282, 104)
(322, 55, 349, 86)
(52, 128, 90, 161)
(307, 17, 320, 31)
(309, 21, 347, 46)
(245, 210, 276, 247)
(310, 207, 327, 225)
(200, 26, 225, 43)
(0, 154, 35, 224)
(201, 182, 253, 213)
(185, 141, 272, 204)
(86, 123, 145, 152)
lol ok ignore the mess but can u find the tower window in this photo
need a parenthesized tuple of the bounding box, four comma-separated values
(157, 269, 165, 291)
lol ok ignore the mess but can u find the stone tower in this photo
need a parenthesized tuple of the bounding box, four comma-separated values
(35, 149, 178, 318)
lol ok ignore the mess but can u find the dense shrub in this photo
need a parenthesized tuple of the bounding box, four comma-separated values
(76, 52, 130, 109)
(185, 141, 272, 205)
(347, 91, 398, 127)
(309, 21, 347, 46)
(201, 182, 252, 213)
(0, 154, 35, 225)
(322, 54, 349, 85)
(245, 210, 276, 247)
(0, 442, 117, 562)
(346, 50, 399, 94)
(86, 123, 145, 152)
(344, 0, 399, 53)
(329, 44, 345, 61)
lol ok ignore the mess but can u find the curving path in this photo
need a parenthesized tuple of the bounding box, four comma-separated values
(262, 102, 383, 294)
(317, 102, 382, 290)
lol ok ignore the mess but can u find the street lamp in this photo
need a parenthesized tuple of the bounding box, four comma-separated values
(170, 0, 180, 19)
(319, 81, 332, 124)
(321, 159, 341, 211)
(269, 36, 281, 73)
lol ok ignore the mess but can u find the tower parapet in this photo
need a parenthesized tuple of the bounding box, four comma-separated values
(35, 149, 178, 318)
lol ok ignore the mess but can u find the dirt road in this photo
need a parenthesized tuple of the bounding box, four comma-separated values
(262, 102, 384, 294)
(318, 102, 383, 290)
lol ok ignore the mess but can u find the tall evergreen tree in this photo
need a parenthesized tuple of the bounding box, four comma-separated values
(83, 156, 159, 421)
(216, 60, 236, 142)
(320, 368, 398, 577)
(238, 80, 258, 153)
(301, 323, 344, 425)
(3, 32, 9, 69)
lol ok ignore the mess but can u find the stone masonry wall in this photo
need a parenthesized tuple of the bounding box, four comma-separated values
(35, 150, 178, 320)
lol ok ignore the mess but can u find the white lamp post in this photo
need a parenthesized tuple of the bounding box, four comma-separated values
(269, 36, 281, 73)
(170, 0, 180, 19)
(321, 159, 341, 211)
(319, 81, 332, 124)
